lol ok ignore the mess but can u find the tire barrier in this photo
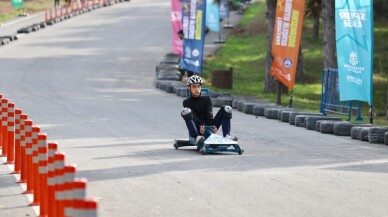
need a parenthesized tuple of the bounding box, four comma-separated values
(1, 0, 130, 49)
(333, 122, 373, 136)
(289, 111, 323, 125)
(155, 75, 388, 151)
(350, 126, 372, 140)
(0, 96, 99, 217)
(305, 116, 342, 131)
(368, 127, 388, 144)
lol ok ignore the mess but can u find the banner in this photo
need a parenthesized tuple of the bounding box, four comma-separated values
(270, 0, 305, 89)
(335, 0, 373, 105)
(219, 0, 229, 19)
(206, 0, 220, 32)
(180, 0, 207, 74)
(11, 0, 23, 8)
(171, 0, 183, 55)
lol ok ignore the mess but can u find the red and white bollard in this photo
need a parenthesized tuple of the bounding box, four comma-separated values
(71, 178, 87, 217)
(6, 102, 15, 164)
(30, 126, 41, 206)
(1, 98, 8, 157)
(63, 164, 77, 217)
(55, 152, 66, 217)
(38, 133, 49, 217)
(20, 118, 32, 185)
(12, 109, 23, 174)
(47, 142, 58, 217)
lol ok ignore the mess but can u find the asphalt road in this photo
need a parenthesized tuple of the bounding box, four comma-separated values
(1, 1, 388, 217)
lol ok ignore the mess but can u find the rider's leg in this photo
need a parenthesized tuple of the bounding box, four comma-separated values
(213, 106, 232, 137)
(181, 108, 205, 143)
(181, 107, 198, 137)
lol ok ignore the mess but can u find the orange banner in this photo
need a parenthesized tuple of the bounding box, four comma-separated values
(270, 0, 305, 89)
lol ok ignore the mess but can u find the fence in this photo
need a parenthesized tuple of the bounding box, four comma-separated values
(320, 68, 363, 121)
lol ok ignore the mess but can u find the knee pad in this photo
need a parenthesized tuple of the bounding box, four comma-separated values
(181, 107, 193, 120)
(222, 105, 232, 119)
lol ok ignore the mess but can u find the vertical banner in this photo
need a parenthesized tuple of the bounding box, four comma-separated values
(270, 0, 305, 89)
(11, 0, 23, 8)
(171, 0, 183, 55)
(219, 0, 229, 19)
(180, 0, 207, 74)
(335, 0, 373, 105)
(206, 0, 220, 32)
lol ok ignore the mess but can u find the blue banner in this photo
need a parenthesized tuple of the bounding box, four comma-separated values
(219, 0, 229, 19)
(180, 0, 207, 74)
(206, 0, 220, 32)
(335, 0, 374, 105)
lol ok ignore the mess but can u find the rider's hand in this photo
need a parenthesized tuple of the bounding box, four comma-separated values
(211, 126, 217, 133)
(199, 125, 205, 135)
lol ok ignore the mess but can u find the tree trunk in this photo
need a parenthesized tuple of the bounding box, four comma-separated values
(295, 45, 305, 83)
(312, 10, 320, 39)
(322, 0, 336, 68)
(264, 0, 277, 93)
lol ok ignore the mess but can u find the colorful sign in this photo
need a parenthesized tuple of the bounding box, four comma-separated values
(270, 0, 305, 89)
(219, 0, 229, 19)
(180, 0, 207, 74)
(335, 0, 373, 105)
(206, 0, 220, 32)
(11, 0, 23, 8)
(171, 0, 183, 55)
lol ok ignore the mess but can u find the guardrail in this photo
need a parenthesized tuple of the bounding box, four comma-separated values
(320, 68, 363, 121)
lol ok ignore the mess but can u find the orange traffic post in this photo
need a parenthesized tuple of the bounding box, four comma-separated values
(0, 94, 2, 150)
(63, 164, 77, 217)
(12, 109, 22, 174)
(29, 126, 41, 206)
(1, 98, 8, 158)
(38, 134, 48, 217)
(47, 142, 58, 217)
(72, 178, 87, 217)
(84, 198, 98, 217)
(20, 118, 31, 185)
(6, 102, 15, 164)
(55, 152, 66, 217)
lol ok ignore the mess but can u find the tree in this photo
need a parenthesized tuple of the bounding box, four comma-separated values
(305, 0, 322, 39)
(322, 0, 336, 68)
(264, 0, 278, 93)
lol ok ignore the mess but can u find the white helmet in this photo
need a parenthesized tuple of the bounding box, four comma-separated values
(187, 75, 203, 86)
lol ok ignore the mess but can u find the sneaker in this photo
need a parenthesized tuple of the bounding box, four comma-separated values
(196, 135, 205, 144)
(225, 134, 238, 141)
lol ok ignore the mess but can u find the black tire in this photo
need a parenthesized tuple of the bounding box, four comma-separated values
(333, 121, 352, 136)
(242, 102, 257, 115)
(368, 127, 388, 143)
(252, 103, 274, 116)
(264, 107, 281, 119)
(280, 110, 294, 122)
(360, 128, 369, 141)
(277, 108, 294, 120)
(289, 112, 322, 125)
(305, 116, 342, 131)
(294, 115, 310, 127)
(320, 121, 338, 134)
(384, 132, 388, 145)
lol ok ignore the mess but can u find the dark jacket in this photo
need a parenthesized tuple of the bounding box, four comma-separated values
(183, 94, 213, 125)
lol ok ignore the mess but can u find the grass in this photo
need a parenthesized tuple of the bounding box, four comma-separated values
(203, 0, 388, 126)
(0, 0, 53, 23)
